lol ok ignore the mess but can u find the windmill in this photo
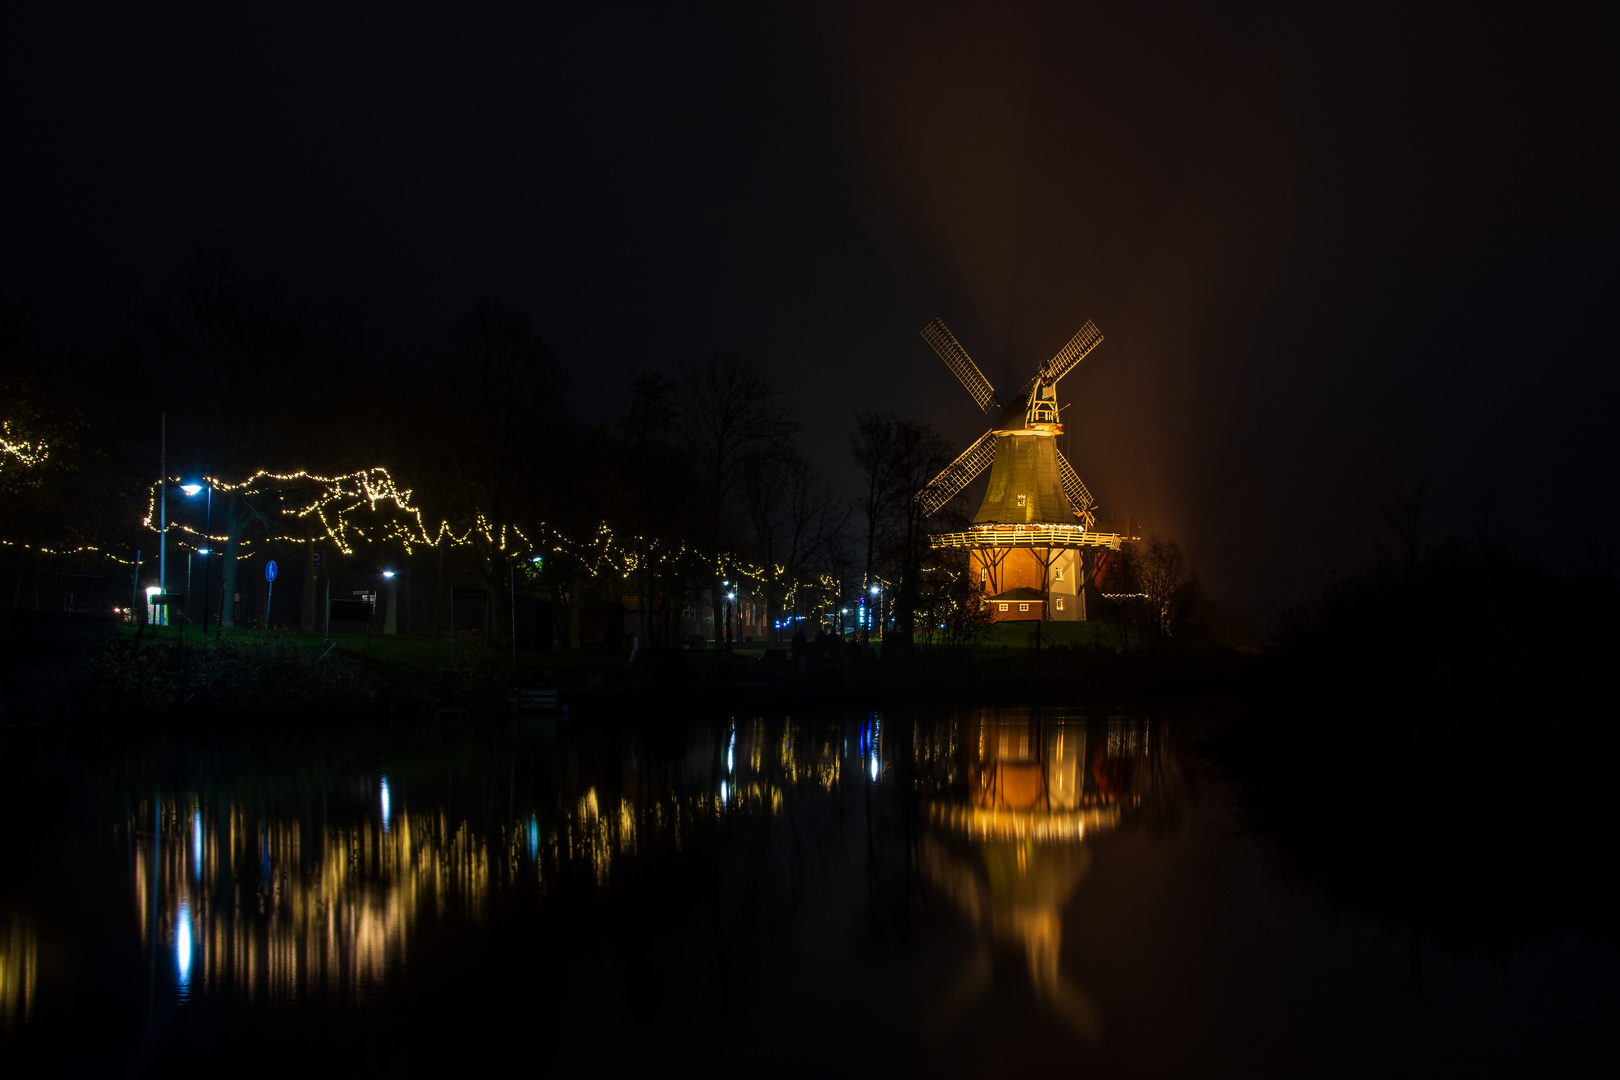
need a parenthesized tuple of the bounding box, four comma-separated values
(916, 317, 1124, 622)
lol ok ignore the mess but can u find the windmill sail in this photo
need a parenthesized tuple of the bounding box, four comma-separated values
(918, 429, 998, 516)
(1041, 321, 1104, 384)
(921, 319, 999, 413)
(1056, 450, 1097, 527)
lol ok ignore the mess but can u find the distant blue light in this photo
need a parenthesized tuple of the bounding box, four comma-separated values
(527, 817, 539, 861)
(192, 810, 203, 880)
(380, 776, 391, 833)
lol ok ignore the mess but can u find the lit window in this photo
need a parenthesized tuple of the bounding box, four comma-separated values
(998, 603, 1008, 612)
(1019, 603, 1029, 612)
(1054, 568, 1064, 581)
(1016, 494, 1027, 507)
(1056, 598, 1064, 610)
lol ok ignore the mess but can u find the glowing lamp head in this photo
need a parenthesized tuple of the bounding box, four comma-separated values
(382, 570, 396, 579)
(197, 548, 210, 555)
(181, 484, 202, 497)
(870, 585, 880, 594)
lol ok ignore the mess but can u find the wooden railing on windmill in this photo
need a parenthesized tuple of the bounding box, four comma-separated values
(914, 317, 1126, 623)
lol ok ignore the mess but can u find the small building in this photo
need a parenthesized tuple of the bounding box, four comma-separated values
(987, 586, 1045, 622)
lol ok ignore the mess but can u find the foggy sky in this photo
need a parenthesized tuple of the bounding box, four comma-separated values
(4, 0, 1613, 610)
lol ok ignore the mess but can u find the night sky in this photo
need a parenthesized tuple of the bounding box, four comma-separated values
(4, 0, 1613, 611)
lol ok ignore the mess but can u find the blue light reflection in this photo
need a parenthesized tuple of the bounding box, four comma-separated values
(176, 899, 193, 997)
(380, 775, 392, 833)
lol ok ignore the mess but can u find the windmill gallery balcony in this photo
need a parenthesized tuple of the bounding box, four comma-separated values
(928, 523, 1123, 550)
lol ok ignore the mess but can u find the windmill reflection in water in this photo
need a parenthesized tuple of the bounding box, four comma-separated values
(919, 708, 1157, 1045)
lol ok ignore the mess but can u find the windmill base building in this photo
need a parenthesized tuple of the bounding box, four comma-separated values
(915, 317, 1130, 622)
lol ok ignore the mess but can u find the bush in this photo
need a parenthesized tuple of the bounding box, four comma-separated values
(92, 630, 383, 717)
(1216, 532, 1620, 943)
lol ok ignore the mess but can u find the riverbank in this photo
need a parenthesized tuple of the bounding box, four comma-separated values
(71, 620, 1256, 720)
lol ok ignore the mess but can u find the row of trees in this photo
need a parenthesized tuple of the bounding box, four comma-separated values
(3, 256, 989, 651)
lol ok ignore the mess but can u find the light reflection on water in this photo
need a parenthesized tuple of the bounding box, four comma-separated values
(918, 709, 1158, 1044)
(4, 705, 1615, 1076)
(127, 795, 493, 1004)
(10, 708, 1161, 1035)
(0, 914, 36, 1028)
(175, 899, 192, 998)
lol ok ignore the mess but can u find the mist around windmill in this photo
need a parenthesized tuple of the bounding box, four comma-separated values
(4, 1, 1617, 1075)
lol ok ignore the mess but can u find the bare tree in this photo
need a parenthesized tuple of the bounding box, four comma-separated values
(744, 452, 848, 639)
(1112, 535, 1197, 647)
(886, 419, 952, 653)
(848, 411, 899, 626)
(141, 256, 307, 627)
(670, 354, 799, 646)
(420, 299, 570, 612)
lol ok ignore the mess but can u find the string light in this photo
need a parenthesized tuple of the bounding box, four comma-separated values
(9, 462, 894, 619)
(0, 422, 49, 470)
(0, 538, 128, 565)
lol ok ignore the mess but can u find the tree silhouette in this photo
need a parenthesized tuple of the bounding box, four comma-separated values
(670, 354, 798, 645)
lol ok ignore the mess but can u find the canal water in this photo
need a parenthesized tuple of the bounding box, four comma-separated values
(0, 709, 1613, 1076)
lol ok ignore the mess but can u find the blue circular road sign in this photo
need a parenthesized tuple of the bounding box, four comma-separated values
(265, 560, 278, 582)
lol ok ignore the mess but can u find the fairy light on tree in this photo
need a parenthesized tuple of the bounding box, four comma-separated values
(0, 421, 49, 472)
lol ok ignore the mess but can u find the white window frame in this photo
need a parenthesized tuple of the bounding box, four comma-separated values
(998, 603, 1008, 612)
(1019, 602, 1029, 612)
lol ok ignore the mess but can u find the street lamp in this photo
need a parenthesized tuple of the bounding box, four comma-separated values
(186, 480, 215, 637)
(381, 570, 398, 635)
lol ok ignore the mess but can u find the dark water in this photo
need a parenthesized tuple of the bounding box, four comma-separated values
(1, 709, 1614, 1077)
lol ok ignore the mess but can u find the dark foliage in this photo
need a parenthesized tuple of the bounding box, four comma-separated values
(1215, 531, 1620, 944)
(92, 632, 403, 717)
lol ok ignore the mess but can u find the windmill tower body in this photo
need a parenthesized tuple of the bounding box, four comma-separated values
(916, 319, 1125, 623)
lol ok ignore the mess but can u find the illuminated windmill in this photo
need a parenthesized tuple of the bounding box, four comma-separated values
(917, 317, 1124, 621)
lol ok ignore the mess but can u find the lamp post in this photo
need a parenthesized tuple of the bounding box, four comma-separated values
(183, 481, 214, 638)
(870, 583, 883, 639)
(721, 579, 731, 652)
(381, 570, 398, 635)
(158, 413, 167, 626)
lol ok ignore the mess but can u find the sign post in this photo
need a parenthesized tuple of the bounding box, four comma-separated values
(264, 560, 278, 631)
